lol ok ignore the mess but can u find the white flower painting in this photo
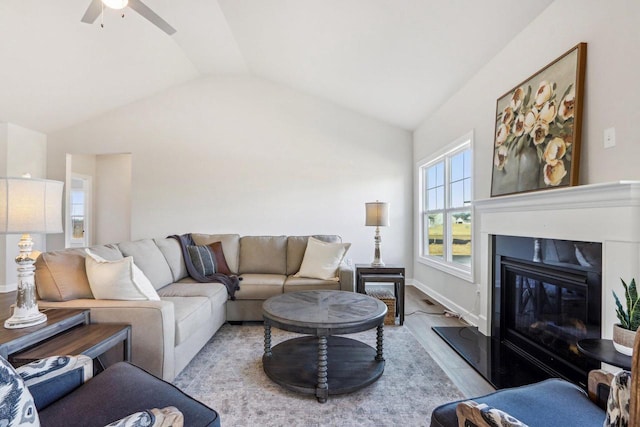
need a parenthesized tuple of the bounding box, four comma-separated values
(491, 43, 586, 197)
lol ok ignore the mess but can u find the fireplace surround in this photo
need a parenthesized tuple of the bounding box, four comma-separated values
(475, 181, 640, 340)
(433, 182, 640, 389)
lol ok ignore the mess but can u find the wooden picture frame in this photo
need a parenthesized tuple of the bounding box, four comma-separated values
(490, 43, 586, 197)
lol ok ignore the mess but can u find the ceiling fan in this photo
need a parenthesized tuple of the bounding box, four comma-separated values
(81, 0, 176, 35)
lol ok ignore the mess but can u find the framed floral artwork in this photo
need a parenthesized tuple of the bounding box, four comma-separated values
(491, 43, 587, 197)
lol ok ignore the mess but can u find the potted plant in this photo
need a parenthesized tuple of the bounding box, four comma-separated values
(612, 278, 639, 355)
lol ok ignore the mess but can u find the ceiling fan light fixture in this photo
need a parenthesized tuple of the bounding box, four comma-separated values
(102, 0, 128, 10)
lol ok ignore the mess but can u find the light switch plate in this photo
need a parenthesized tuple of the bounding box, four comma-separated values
(604, 127, 616, 148)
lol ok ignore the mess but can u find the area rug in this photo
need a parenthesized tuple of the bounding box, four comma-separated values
(173, 324, 464, 426)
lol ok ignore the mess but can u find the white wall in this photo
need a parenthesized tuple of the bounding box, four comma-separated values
(95, 154, 131, 244)
(47, 76, 413, 270)
(0, 123, 47, 291)
(413, 0, 640, 319)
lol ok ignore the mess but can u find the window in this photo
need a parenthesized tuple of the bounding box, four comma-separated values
(66, 175, 91, 248)
(418, 132, 473, 281)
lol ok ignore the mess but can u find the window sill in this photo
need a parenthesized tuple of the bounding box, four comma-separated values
(417, 256, 473, 283)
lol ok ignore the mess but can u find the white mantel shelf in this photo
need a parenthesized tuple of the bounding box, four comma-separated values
(475, 181, 640, 212)
(475, 181, 640, 337)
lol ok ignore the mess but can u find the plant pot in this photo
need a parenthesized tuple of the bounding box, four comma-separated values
(613, 324, 636, 356)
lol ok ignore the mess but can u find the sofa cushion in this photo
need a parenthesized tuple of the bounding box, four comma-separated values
(154, 238, 188, 282)
(234, 274, 285, 300)
(118, 239, 174, 290)
(191, 234, 240, 274)
(286, 235, 342, 275)
(85, 249, 160, 301)
(157, 281, 227, 312)
(294, 237, 351, 280)
(283, 276, 341, 293)
(162, 297, 212, 345)
(87, 244, 123, 261)
(35, 249, 94, 301)
(239, 236, 287, 275)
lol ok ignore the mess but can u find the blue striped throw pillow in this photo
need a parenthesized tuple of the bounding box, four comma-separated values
(187, 245, 217, 276)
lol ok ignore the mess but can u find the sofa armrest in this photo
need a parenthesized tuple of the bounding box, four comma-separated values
(18, 355, 93, 410)
(588, 369, 614, 409)
(338, 264, 354, 292)
(38, 299, 176, 381)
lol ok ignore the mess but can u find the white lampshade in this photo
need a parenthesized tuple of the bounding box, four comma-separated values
(0, 177, 64, 235)
(102, 0, 129, 10)
(365, 202, 390, 227)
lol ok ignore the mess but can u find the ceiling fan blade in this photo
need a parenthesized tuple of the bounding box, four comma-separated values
(81, 0, 103, 24)
(128, 0, 177, 35)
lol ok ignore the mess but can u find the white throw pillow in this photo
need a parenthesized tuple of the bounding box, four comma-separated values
(85, 249, 160, 301)
(295, 237, 351, 281)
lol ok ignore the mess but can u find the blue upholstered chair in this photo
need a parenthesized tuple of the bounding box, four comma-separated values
(430, 331, 640, 427)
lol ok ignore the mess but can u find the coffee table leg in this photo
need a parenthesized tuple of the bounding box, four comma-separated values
(264, 320, 272, 357)
(316, 335, 328, 403)
(376, 324, 385, 362)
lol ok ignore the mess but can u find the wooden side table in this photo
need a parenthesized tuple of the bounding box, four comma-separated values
(0, 307, 131, 373)
(11, 324, 131, 371)
(0, 308, 89, 359)
(355, 264, 405, 325)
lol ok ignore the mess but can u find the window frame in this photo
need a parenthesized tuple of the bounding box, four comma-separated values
(417, 131, 474, 282)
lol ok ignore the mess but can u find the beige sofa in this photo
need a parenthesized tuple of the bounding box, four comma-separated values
(34, 234, 353, 382)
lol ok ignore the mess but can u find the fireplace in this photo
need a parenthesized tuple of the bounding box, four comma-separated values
(492, 235, 602, 385)
(430, 182, 640, 390)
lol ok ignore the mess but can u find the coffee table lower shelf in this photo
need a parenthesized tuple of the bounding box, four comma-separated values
(263, 336, 385, 402)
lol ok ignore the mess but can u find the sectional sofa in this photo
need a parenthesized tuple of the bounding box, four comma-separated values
(34, 234, 353, 381)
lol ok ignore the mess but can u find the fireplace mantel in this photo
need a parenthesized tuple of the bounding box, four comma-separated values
(476, 181, 640, 213)
(475, 181, 640, 336)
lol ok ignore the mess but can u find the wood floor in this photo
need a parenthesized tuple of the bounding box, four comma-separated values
(403, 285, 495, 398)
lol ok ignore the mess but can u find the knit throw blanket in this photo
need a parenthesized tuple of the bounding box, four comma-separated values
(169, 234, 241, 300)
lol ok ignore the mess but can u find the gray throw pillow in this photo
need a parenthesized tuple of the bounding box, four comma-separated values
(187, 245, 217, 276)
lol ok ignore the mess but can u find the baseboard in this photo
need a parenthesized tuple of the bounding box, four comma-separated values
(0, 283, 16, 293)
(410, 279, 479, 327)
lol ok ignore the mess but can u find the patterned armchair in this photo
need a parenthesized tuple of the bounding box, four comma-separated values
(430, 329, 640, 427)
(0, 355, 219, 427)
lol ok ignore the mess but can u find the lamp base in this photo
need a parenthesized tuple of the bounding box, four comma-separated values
(371, 226, 385, 267)
(4, 310, 47, 329)
(4, 233, 48, 329)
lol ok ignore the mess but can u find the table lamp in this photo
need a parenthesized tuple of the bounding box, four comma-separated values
(365, 201, 389, 267)
(0, 176, 64, 329)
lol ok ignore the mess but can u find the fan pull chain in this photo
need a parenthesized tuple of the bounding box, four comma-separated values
(100, 1, 104, 28)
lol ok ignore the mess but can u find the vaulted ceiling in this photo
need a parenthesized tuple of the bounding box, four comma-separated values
(0, 0, 553, 133)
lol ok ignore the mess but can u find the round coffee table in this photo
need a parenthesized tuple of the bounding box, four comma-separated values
(262, 290, 387, 403)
